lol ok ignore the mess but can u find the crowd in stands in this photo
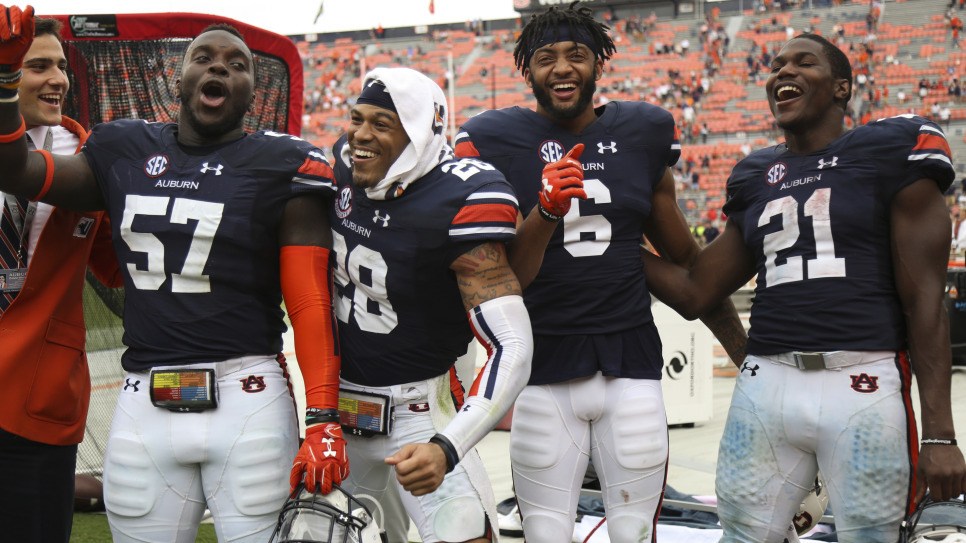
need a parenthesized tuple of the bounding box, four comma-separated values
(294, 0, 966, 226)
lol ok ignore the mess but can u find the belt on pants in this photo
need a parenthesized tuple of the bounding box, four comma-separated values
(762, 350, 895, 371)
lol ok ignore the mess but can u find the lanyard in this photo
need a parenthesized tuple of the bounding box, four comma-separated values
(3, 128, 53, 264)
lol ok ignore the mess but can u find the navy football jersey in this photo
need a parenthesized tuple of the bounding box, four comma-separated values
(83, 120, 336, 371)
(723, 115, 954, 354)
(456, 102, 680, 382)
(330, 136, 518, 387)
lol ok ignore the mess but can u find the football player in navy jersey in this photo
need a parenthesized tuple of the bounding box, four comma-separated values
(0, 8, 345, 543)
(643, 33, 966, 542)
(330, 67, 532, 543)
(453, 2, 746, 542)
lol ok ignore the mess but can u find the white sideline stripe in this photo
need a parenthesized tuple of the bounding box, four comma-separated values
(450, 226, 515, 236)
(908, 152, 952, 165)
(467, 191, 519, 205)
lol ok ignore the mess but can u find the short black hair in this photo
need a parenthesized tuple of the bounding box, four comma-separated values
(198, 23, 245, 42)
(185, 23, 254, 76)
(33, 17, 63, 42)
(793, 33, 853, 107)
(513, 1, 616, 73)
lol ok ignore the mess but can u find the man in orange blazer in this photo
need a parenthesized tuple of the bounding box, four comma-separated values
(0, 16, 120, 543)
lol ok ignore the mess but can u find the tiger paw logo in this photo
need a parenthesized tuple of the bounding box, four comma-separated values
(240, 375, 266, 393)
(432, 102, 445, 135)
(849, 372, 879, 393)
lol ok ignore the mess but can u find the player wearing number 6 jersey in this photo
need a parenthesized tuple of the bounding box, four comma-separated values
(643, 34, 966, 542)
(453, 3, 746, 542)
(330, 67, 532, 543)
(0, 11, 343, 543)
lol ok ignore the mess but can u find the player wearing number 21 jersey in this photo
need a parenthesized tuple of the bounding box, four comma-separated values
(329, 67, 532, 543)
(643, 34, 966, 543)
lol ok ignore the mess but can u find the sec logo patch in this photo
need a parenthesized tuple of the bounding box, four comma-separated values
(766, 162, 787, 185)
(144, 154, 169, 178)
(336, 186, 353, 219)
(538, 140, 564, 164)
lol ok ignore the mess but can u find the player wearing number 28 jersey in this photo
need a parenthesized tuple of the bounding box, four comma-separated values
(330, 67, 532, 543)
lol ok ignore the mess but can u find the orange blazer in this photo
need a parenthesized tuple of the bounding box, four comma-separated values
(0, 117, 122, 446)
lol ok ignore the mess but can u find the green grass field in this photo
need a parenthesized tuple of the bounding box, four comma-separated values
(71, 513, 218, 542)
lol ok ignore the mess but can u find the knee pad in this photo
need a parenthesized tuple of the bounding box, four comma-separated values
(510, 389, 567, 470)
(103, 434, 158, 517)
(226, 432, 293, 516)
(521, 511, 574, 543)
(605, 513, 654, 543)
(608, 396, 668, 471)
(432, 496, 488, 541)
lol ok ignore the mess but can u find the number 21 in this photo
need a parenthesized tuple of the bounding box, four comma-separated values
(759, 188, 845, 287)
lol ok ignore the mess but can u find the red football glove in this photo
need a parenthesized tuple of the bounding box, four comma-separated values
(289, 421, 349, 495)
(0, 5, 34, 74)
(538, 143, 586, 222)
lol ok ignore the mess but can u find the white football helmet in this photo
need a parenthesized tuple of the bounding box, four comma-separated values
(792, 474, 829, 536)
(269, 483, 385, 543)
(898, 494, 966, 543)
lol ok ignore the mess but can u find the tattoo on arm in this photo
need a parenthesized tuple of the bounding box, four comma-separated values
(699, 300, 747, 367)
(452, 243, 522, 310)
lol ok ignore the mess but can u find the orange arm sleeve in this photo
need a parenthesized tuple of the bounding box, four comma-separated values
(88, 214, 123, 288)
(280, 245, 341, 411)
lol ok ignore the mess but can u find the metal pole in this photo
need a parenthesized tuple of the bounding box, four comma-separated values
(491, 63, 496, 110)
(447, 51, 456, 143)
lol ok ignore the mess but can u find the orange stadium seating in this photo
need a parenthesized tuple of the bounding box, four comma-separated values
(296, 0, 966, 223)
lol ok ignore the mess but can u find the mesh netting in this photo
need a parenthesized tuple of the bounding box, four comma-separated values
(63, 38, 291, 130)
(65, 36, 293, 481)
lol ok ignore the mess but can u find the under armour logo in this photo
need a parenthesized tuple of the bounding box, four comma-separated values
(373, 210, 391, 227)
(740, 362, 759, 376)
(817, 156, 838, 169)
(124, 378, 140, 392)
(321, 436, 338, 457)
(597, 141, 618, 154)
(200, 162, 223, 175)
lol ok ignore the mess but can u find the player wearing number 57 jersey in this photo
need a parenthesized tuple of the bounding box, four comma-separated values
(644, 34, 966, 542)
(0, 19, 344, 543)
(454, 4, 746, 542)
(331, 67, 532, 543)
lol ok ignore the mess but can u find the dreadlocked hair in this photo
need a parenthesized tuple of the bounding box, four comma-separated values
(513, 0, 616, 73)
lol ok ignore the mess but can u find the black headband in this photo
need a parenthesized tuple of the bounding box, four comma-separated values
(357, 80, 397, 113)
(523, 24, 600, 68)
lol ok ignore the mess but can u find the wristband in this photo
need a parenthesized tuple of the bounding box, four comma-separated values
(305, 407, 340, 426)
(0, 115, 25, 143)
(429, 433, 459, 473)
(921, 438, 957, 446)
(538, 205, 562, 222)
(33, 149, 54, 200)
